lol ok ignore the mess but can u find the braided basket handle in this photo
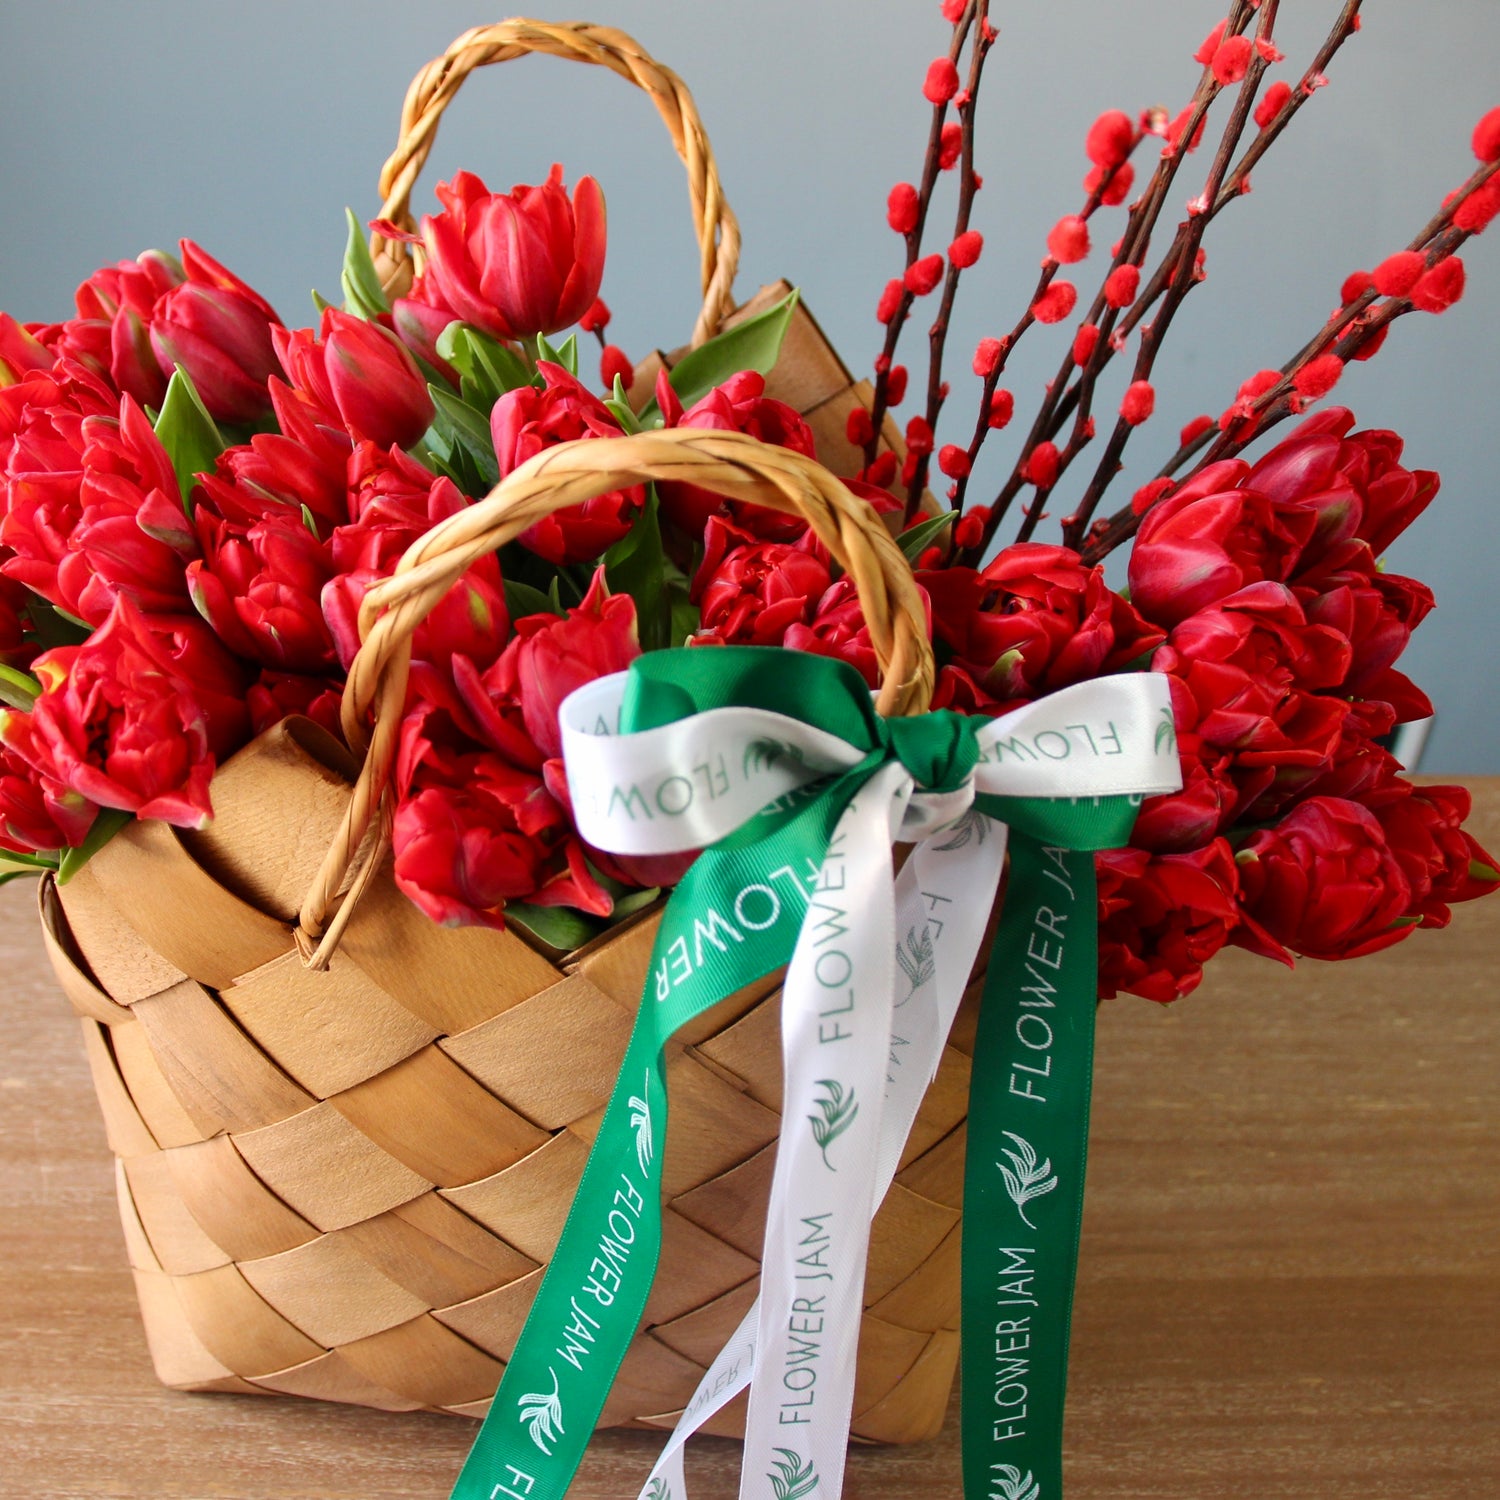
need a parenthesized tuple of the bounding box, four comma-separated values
(298, 429, 934, 964)
(371, 18, 742, 347)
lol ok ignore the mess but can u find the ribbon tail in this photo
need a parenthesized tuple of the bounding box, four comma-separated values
(961, 836, 1098, 1500)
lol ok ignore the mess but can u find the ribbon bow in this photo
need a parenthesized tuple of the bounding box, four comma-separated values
(450, 648, 1180, 1500)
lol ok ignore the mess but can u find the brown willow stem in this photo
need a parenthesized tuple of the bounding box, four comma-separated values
(1064, 0, 1284, 544)
(905, 0, 996, 522)
(862, 4, 977, 475)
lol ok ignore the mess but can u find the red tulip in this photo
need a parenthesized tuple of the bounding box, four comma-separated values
(65, 397, 197, 625)
(187, 507, 337, 674)
(323, 443, 507, 672)
(490, 363, 641, 563)
(693, 517, 833, 648)
(0, 735, 97, 853)
(923, 544, 1164, 707)
(196, 380, 352, 530)
(485, 566, 639, 763)
(419, 166, 607, 340)
(4, 597, 249, 828)
(274, 309, 434, 450)
(655, 370, 818, 539)
(0, 362, 116, 612)
(1234, 796, 1416, 961)
(1097, 839, 1268, 1003)
(64, 250, 186, 407)
(149, 242, 283, 424)
(1376, 783, 1500, 929)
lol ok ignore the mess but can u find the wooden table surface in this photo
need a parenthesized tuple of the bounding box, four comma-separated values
(3, 783, 1497, 1499)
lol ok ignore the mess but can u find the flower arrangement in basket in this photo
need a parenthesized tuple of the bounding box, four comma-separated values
(3, 9, 1498, 1500)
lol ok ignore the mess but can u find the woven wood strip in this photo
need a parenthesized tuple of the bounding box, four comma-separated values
(371, 18, 741, 348)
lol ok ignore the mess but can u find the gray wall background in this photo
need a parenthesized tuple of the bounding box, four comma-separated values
(2, 1, 1495, 770)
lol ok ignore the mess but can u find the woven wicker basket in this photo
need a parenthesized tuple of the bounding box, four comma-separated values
(38, 20, 979, 1445)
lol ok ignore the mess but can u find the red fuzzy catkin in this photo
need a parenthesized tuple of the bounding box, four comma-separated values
(924, 57, 960, 105)
(1293, 354, 1344, 399)
(846, 407, 875, 447)
(905, 255, 945, 296)
(953, 511, 986, 552)
(887, 182, 920, 234)
(1072, 323, 1101, 366)
(950, 231, 984, 269)
(1411, 256, 1466, 313)
(906, 415, 935, 455)
(579, 298, 611, 334)
(1194, 18, 1229, 66)
(887, 364, 909, 405)
(940, 0, 965, 21)
(1120, 380, 1156, 426)
(864, 451, 899, 487)
(1131, 477, 1175, 515)
(600, 345, 633, 391)
(876, 278, 904, 324)
(1180, 414, 1215, 446)
(939, 122, 964, 170)
(1085, 110, 1134, 169)
(1211, 35, 1253, 85)
(1455, 181, 1500, 234)
(1473, 106, 1500, 162)
(1255, 80, 1293, 130)
(1023, 442, 1061, 489)
(1372, 251, 1426, 297)
(1167, 104, 1207, 154)
(988, 389, 1015, 429)
(1032, 281, 1078, 324)
(1047, 215, 1091, 264)
(973, 337, 1004, 377)
(1104, 264, 1140, 309)
(1353, 324, 1389, 362)
(1341, 269, 1374, 305)
(938, 444, 971, 479)
(1088, 161, 1135, 206)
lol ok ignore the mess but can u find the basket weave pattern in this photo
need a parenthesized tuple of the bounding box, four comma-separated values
(41, 714, 984, 1438)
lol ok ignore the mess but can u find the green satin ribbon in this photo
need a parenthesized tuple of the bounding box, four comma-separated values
(447, 648, 1139, 1500)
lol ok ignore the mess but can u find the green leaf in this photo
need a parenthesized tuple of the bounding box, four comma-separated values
(436, 323, 534, 408)
(57, 808, 133, 885)
(0, 848, 58, 887)
(535, 332, 579, 377)
(603, 486, 669, 651)
(154, 367, 225, 513)
(341, 206, 391, 319)
(505, 901, 603, 953)
(610, 886, 662, 922)
(427, 386, 500, 489)
(604, 373, 643, 435)
(668, 578, 700, 647)
(896, 508, 956, 562)
(310, 287, 335, 315)
(23, 601, 91, 651)
(503, 577, 564, 620)
(0, 664, 41, 710)
(648, 288, 799, 418)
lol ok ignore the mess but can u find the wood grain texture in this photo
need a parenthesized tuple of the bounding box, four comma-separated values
(2, 782, 1496, 1499)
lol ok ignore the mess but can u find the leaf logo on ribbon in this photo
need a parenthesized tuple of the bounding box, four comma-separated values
(934, 807, 988, 851)
(628, 1071, 654, 1175)
(808, 1079, 858, 1170)
(997, 1131, 1058, 1228)
(645, 1480, 672, 1500)
(768, 1447, 819, 1500)
(896, 924, 935, 1005)
(1155, 705, 1177, 757)
(990, 1464, 1041, 1500)
(517, 1368, 564, 1456)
